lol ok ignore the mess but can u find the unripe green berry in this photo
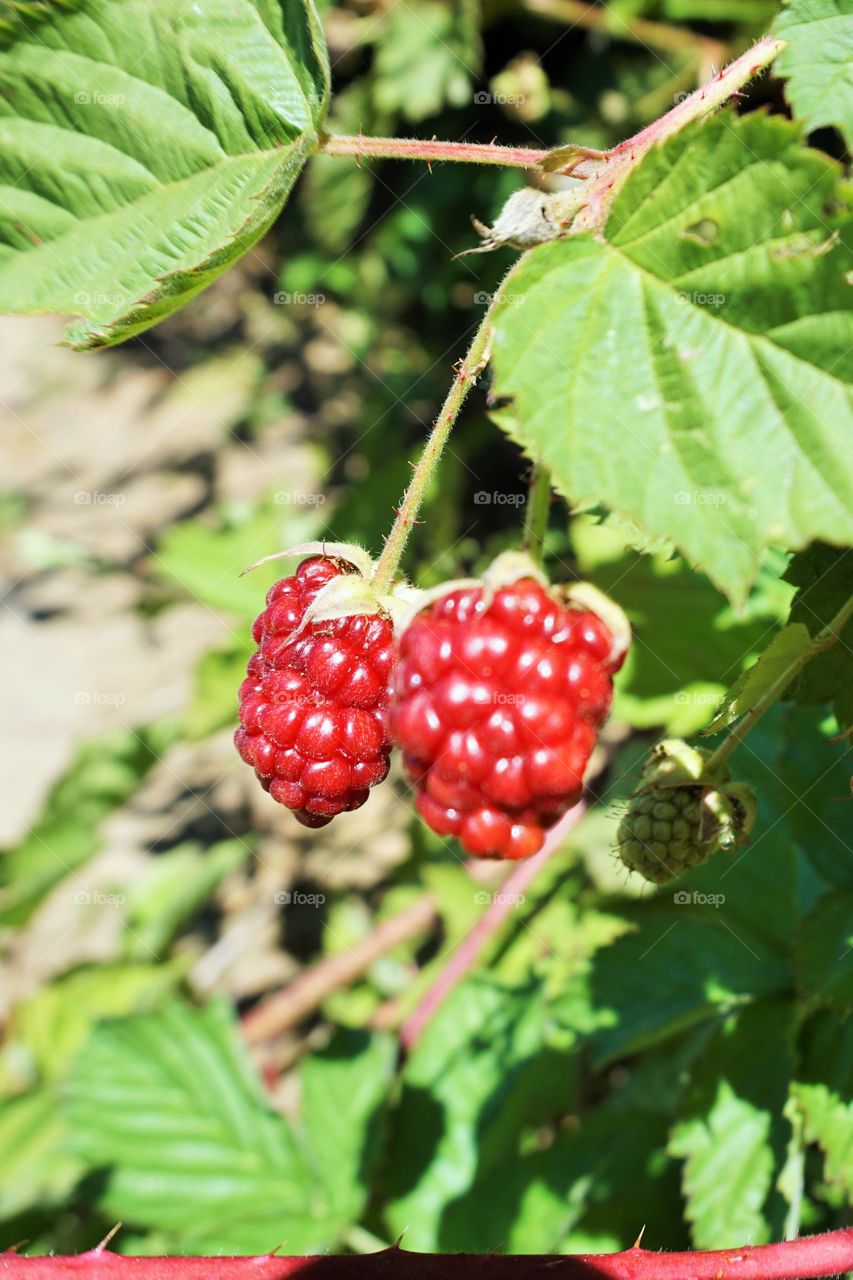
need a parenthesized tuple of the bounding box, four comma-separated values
(616, 739, 756, 884)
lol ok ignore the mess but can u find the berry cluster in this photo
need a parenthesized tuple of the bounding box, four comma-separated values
(235, 556, 394, 828)
(389, 576, 623, 859)
(236, 553, 626, 859)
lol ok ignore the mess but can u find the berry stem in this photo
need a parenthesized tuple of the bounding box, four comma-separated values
(401, 801, 586, 1051)
(523, 464, 552, 567)
(318, 134, 599, 174)
(371, 299, 498, 593)
(708, 592, 853, 772)
(5, 1230, 853, 1278)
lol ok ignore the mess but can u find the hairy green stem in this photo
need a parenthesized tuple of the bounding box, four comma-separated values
(319, 134, 568, 171)
(709, 592, 853, 771)
(371, 301, 497, 593)
(571, 35, 784, 233)
(523, 464, 552, 566)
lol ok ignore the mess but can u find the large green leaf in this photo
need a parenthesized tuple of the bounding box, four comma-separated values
(491, 112, 853, 604)
(669, 1001, 793, 1247)
(775, 0, 853, 148)
(383, 977, 575, 1250)
(0, 0, 329, 347)
(66, 1001, 393, 1254)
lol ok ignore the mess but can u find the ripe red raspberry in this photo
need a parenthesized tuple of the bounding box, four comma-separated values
(390, 573, 625, 860)
(235, 556, 395, 827)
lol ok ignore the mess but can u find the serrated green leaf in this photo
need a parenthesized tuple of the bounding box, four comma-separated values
(701, 623, 813, 736)
(574, 898, 788, 1066)
(66, 1001, 393, 1254)
(784, 542, 853, 731)
(793, 1012, 853, 1199)
(669, 1001, 793, 1247)
(0, 0, 329, 347)
(299, 1027, 396, 1225)
(384, 977, 575, 1250)
(491, 112, 853, 604)
(775, 0, 853, 148)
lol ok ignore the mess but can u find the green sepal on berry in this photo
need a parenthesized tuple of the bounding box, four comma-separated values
(616, 739, 757, 885)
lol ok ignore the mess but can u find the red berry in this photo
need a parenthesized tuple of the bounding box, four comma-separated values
(235, 557, 394, 826)
(390, 576, 621, 859)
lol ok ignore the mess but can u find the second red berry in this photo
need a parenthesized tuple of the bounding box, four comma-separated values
(389, 574, 624, 859)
